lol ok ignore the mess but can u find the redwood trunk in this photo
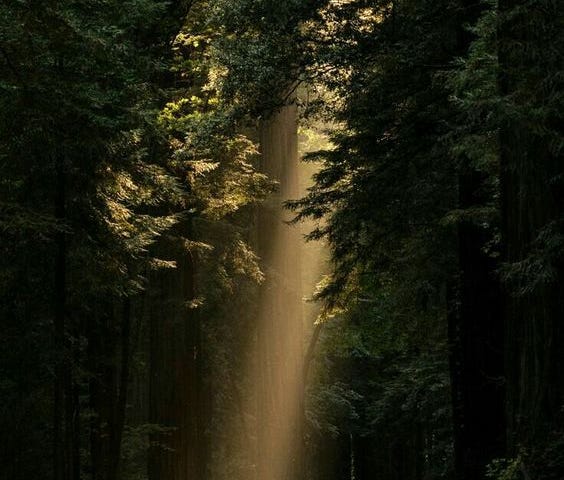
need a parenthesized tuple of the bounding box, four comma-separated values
(148, 224, 205, 480)
(256, 101, 304, 480)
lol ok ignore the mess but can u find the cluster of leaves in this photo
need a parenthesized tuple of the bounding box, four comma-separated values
(450, 0, 564, 294)
(291, 0, 475, 477)
(307, 272, 453, 478)
(486, 456, 523, 480)
(0, 1, 178, 474)
(296, 0, 564, 478)
(292, 0, 462, 310)
(0, 0, 274, 478)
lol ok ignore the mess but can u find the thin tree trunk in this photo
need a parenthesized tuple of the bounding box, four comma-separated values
(148, 224, 204, 480)
(54, 150, 67, 480)
(108, 298, 132, 480)
(88, 312, 112, 480)
(450, 2, 506, 477)
(257, 99, 303, 480)
(455, 168, 506, 479)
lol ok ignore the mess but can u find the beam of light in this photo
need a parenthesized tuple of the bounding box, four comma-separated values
(208, 98, 332, 480)
(253, 101, 305, 480)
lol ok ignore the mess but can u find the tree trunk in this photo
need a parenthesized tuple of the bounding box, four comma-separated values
(88, 309, 118, 480)
(498, 0, 564, 458)
(53, 152, 66, 480)
(107, 298, 132, 480)
(455, 170, 506, 478)
(256, 100, 304, 480)
(148, 223, 205, 480)
(449, 2, 507, 477)
(54, 151, 80, 480)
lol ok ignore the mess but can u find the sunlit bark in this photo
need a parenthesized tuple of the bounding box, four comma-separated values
(256, 100, 305, 480)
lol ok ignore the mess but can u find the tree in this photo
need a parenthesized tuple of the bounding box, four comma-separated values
(497, 0, 564, 476)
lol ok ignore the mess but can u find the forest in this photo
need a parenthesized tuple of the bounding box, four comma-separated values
(0, 1, 563, 479)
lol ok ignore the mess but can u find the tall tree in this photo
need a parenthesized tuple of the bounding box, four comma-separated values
(497, 0, 564, 475)
(256, 100, 304, 480)
(449, 1, 506, 478)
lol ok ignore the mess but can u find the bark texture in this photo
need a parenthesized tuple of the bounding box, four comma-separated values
(148, 223, 205, 480)
(256, 101, 304, 480)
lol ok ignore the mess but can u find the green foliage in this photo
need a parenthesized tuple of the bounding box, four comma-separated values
(291, 0, 462, 310)
(486, 456, 522, 480)
(0, 0, 274, 478)
(0, 0, 182, 474)
(2, 0, 563, 479)
(209, 0, 328, 113)
(120, 424, 178, 480)
(291, 1, 492, 478)
(450, 0, 564, 295)
(307, 380, 362, 438)
(308, 288, 454, 477)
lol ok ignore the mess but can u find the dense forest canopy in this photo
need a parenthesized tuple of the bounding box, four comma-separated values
(0, 1, 563, 480)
